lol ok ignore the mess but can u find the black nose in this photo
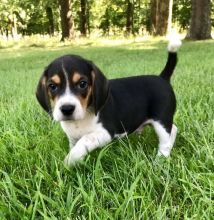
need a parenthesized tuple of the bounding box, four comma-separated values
(60, 105, 75, 116)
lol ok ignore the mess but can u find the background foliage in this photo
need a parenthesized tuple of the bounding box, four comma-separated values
(0, 0, 213, 38)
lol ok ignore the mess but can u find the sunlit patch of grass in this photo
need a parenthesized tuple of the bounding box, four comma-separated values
(0, 38, 213, 219)
(0, 34, 170, 51)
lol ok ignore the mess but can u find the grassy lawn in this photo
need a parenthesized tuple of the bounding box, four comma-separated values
(0, 38, 213, 219)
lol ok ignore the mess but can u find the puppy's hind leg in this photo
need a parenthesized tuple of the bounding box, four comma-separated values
(169, 124, 177, 154)
(151, 121, 177, 157)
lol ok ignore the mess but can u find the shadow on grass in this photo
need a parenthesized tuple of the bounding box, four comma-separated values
(0, 36, 166, 52)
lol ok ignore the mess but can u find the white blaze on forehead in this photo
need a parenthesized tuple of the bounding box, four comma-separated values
(62, 62, 70, 85)
(52, 63, 86, 121)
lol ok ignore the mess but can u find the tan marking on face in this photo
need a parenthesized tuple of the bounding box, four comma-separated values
(72, 72, 81, 84)
(91, 71, 96, 97)
(42, 77, 46, 86)
(48, 90, 59, 109)
(78, 86, 92, 110)
(51, 74, 61, 84)
(92, 71, 95, 83)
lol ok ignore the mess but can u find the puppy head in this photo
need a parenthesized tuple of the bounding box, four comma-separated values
(36, 55, 109, 121)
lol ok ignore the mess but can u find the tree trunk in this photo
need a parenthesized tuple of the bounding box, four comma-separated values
(150, 0, 173, 36)
(167, 0, 173, 33)
(46, 7, 54, 36)
(187, 0, 211, 40)
(11, 13, 18, 39)
(80, 0, 87, 36)
(86, 0, 90, 35)
(58, 0, 74, 41)
(126, 0, 134, 35)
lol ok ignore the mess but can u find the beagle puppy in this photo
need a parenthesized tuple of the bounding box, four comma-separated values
(36, 37, 181, 166)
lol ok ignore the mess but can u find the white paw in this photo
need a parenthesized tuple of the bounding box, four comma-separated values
(157, 149, 171, 157)
(64, 147, 86, 166)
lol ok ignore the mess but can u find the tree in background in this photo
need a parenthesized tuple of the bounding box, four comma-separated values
(126, 0, 134, 35)
(187, 0, 212, 40)
(58, 0, 74, 41)
(0, 0, 213, 40)
(150, 0, 173, 36)
(46, 6, 55, 36)
(0, 0, 21, 39)
(80, 0, 87, 36)
(172, 0, 191, 31)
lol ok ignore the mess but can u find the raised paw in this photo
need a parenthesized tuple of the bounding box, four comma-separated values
(64, 147, 86, 166)
(157, 148, 171, 157)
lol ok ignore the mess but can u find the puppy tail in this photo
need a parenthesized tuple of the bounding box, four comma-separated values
(160, 32, 182, 81)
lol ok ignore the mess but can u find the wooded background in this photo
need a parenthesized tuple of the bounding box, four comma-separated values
(0, 0, 213, 41)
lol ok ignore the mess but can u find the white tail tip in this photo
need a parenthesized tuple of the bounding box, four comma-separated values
(167, 31, 182, 52)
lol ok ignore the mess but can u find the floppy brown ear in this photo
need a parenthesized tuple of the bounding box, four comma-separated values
(91, 62, 109, 115)
(36, 70, 51, 113)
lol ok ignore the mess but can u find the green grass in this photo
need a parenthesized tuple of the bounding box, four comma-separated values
(0, 38, 213, 219)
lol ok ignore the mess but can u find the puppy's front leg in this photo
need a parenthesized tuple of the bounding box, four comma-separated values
(64, 129, 111, 166)
(68, 137, 78, 150)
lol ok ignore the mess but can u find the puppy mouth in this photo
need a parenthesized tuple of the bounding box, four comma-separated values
(58, 116, 75, 122)
(56, 113, 85, 122)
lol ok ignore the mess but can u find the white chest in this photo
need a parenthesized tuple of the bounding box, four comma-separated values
(60, 113, 102, 141)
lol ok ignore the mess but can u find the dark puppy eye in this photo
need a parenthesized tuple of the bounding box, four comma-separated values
(48, 83, 58, 92)
(78, 81, 88, 90)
